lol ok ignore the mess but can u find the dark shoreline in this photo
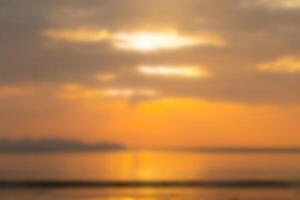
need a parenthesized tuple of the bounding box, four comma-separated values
(0, 180, 300, 189)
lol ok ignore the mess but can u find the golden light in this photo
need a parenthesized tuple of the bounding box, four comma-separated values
(138, 65, 210, 78)
(282, 0, 300, 8)
(113, 31, 203, 52)
(104, 88, 157, 98)
(43, 28, 225, 52)
(43, 29, 110, 42)
(60, 84, 157, 99)
(261, 0, 300, 8)
(258, 56, 300, 73)
(60, 84, 105, 99)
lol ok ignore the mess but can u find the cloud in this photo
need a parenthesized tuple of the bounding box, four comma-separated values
(112, 31, 225, 52)
(94, 73, 117, 82)
(256, 0, 300, 9)
(2, 0, 300, 147)
(138, 65, 210, 78)
(42, 28, 226, 52)
(42, 28, 110, 42)
(258, 56, 300, 73)
(104, 88, 157, 98)
(0, 85, 36, 98)
(1, 0, 300, 104)
(59, 84, 157, 100)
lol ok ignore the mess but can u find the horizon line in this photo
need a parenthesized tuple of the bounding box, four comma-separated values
(3, 147, 300, 154)
(0, 180, 299, 189)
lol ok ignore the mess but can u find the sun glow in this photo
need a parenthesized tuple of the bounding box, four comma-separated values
(60, 84, 157, 99)
(43, 28, 225, 52)
(259, 0, 300, 8)
(258, 56, 300, 73)
(104, 88, 157, 98)
(113, 31, 211, 52)
(43, 29, 110, 42)
(138, 65, 210, 78)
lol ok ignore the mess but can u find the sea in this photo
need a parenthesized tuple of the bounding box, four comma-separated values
(0, 150, 300, 200)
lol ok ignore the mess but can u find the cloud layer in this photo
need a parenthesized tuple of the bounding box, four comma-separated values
(1, 0, 300, 104)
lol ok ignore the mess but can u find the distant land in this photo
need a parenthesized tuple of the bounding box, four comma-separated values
(1, 138, 300, 153)
(0, 138, 126, 153)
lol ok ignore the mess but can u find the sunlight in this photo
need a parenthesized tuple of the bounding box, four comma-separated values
(113, 31, 201, 52)
(43, 29, 110, 42)
(43, 28, 225, 51)
(104, 88, 157, 98)
(60, 84, 157, 99)
(259, 0, 300, 8)
(258, 56, 300, 73)
(138, 65, 210, 78)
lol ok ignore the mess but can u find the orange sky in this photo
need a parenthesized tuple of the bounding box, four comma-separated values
(1, 0, 300, 147)
(1, 90, 300, 147)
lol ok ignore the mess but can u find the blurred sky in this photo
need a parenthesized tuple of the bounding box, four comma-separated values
(1, 0, 300, 147)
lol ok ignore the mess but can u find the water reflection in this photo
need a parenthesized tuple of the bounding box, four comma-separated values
(1, 151, 300, 199)
(1, 151, 300, 181)
(0, 188, 299, 200)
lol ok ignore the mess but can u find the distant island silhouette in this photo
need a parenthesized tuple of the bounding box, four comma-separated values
(0, 138, 126, 153)
(1, 138, 300, 153)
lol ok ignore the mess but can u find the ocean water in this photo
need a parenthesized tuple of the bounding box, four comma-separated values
(0, 151, 300, 199)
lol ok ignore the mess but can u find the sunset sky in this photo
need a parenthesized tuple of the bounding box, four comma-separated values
(1, 0, 300, 147)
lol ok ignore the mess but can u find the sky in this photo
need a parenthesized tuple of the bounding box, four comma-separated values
(1, 0, 300, 147)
